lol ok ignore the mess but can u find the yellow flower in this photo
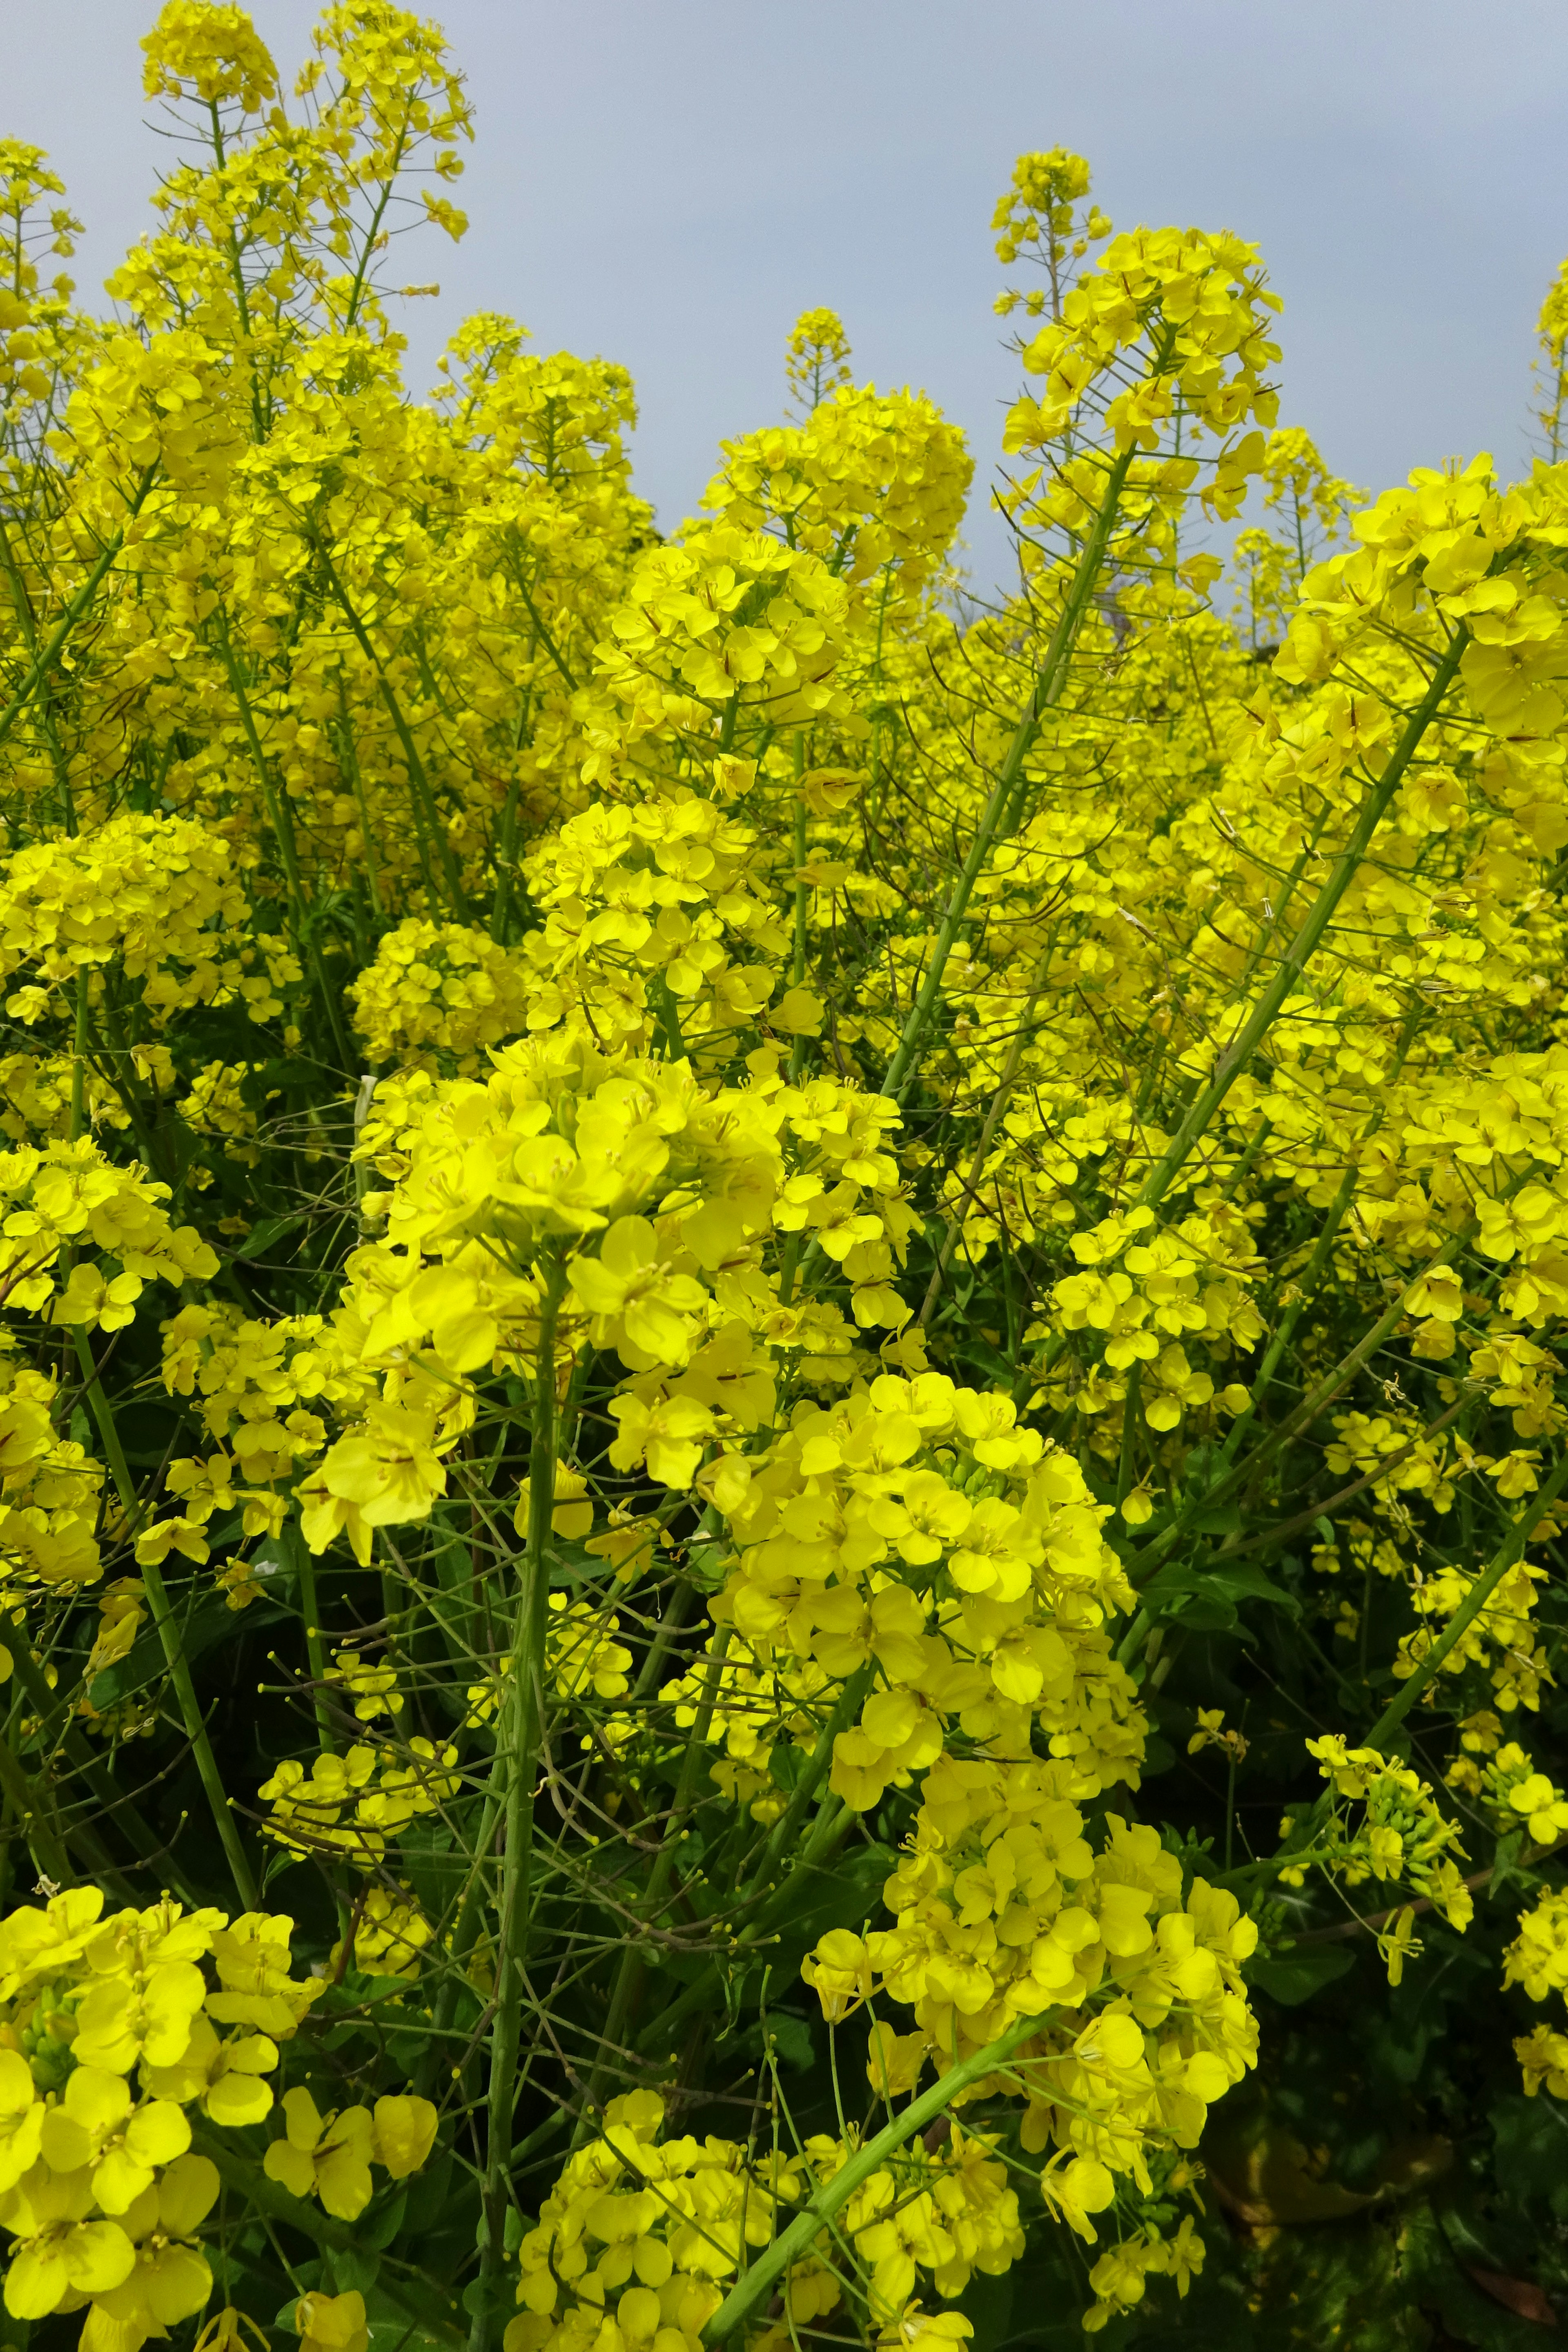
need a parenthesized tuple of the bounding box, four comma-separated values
(296, 2291, 369, 2352)
(606, 1390, 714, 1487)
(38, 2065, 191, 2213)
(568, 1216, 707, 1364)
(203, 1913, 323, 2036)
(143, 2013, 278, 2127)
(301, 1403, 447, 1562)
(79, 2151, 220, 2352)
(73, 1959, 207, 2074)
(263, 2087, 376, 2220)
(371, 2094, 439, 2178)
(0, 2052, 42, 2193)
(2, 2163, 135, 2318)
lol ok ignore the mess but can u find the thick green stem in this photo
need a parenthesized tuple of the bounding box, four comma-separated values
(217, 627, 355, 1070)
(4, 1640, 198, 1900)
(0, 468, 158, 753)
(1213, 1166, 1357, 1472)
(1131, 1217, 1479, 1585)
(216, 626, 305, 906)
(0, 1726, 71, 1889)
(879, 444, 1137, 1105)
(69, 972, 89, 1145)
(287, 1522, 336, 1756)
(577, 1621, 734, 2139)
(472, 1259, 567, 2350)
(1364, 1450, 1568, 1751)
(314, 539, 469, 915)
(737, 1664, 870, 1904)
(699, 2011, 1042, 2348)
(920, 979, 1044, 1327)
(1136, 629, 1468, 1212)
(788, 741, 810, 1082)
(70, 1327, 258, 1909)
(416, 1788, 503, 2101)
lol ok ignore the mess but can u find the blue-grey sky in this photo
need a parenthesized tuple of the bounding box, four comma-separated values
(8, 1, 1568, 588)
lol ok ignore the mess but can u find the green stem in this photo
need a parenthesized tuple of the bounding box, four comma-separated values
(0, 1725, 71, 1888)
(472, 1258, 567, 2351)
(699, 2011, 1042, 2348)
(1364, 1450, 1568, 1751)
(287, 1521, 336, 1755)
(0, 468, 158, 753)
(4, 1639, 197, 1899)
(788, 740, 809, 1083)
(314, 539, 469, 915)
(70, 1327, 258, 1909)
(577, 1621, 734, 2138)
(879, 443, 1136, 1105)
(1136, 628, 1468, 1211)
(1130, 1216, 1479, 1585)
(919, 978, 1043, 1328)
(1214, 1166, 1357, 1471)
(69, 972, 89, 1144)
(416, 1788, 503, 2100)
(737, 1664, 870, 1903)
(1115, 1365, 1143, 1514)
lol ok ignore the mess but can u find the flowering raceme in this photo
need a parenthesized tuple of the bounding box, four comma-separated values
(1, 13, 1566, 2347)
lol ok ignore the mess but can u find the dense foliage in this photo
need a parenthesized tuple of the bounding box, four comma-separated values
(0, 10, 1566, 2349)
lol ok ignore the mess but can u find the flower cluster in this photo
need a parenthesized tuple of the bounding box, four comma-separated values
(0, 1891, 432, 2342)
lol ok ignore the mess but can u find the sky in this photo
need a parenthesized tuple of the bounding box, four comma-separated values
(7, 0, 1568, 590)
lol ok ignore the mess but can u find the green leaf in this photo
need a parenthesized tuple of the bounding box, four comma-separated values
(328, 2249, 382, 2296)
(89, 1587, 290, 1709)
(235, 1211, 311, 1260)
(1247, 1942, 1357, 2005)
(757, 2010, 815, 2074)
(1141, 1557, 1299, 1631)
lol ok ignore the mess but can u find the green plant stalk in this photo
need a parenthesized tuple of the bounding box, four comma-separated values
(788, 739, 809, 1083)
(1136, 627, 1469, 1211)
(636, 1786, 858, 2060)
(4, 1639, 198, 1899)
(416, 1786, 503, 2101)
(69, 971, 89, 1144)
(314, 539, 469, 915)
(216, 627, 306, 906)
(488, 775, 522, 946)
(1213, 1164, 1357, 1471)
(628, 1576, 698, 1706)
(286, 1521, 336, 1756)
(503, 540, 578, 690)
(472, 1257, 567, 2352)
(918, 978, 1044, 1327)
(1129, 1216, 1478, 1587)
(576, 1621, 735, 2138)
(490, 652, 539, 946)
(879, 443, 1138, 1105)
(1363, 1448, 1568, 1751)
(334, 688, 385, 919)
(0, 466, 158, 753)
(1114, 1364, 1143, 1514)
(216, 629, 354, 1071)
(0, 1724, 71, 1889)
(1218, 1115, 1273, 1203)
(737, 1664, 870, 1903)
(0, 514, 78, 826)
(699, 2011, 1042, 2348)
(1234, 801, 1334, 993)
(70, 1326, 258, 1909)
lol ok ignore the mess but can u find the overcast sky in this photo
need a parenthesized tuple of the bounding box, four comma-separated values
(8, 0, 1568, 588)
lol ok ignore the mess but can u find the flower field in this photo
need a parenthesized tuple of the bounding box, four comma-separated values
(0, 7, 1567, 2347)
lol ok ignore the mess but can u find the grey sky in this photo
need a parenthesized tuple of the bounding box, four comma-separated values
(7, 0, 1568, 589)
